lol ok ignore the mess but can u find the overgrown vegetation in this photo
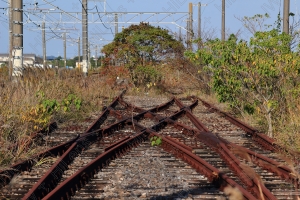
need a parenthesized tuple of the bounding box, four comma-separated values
(186, 23, 300, 150)
(0, 61, 195, 167)
(0, 67, 118, 167)
(1, 16, 300, 169)
(102, 22, 184, 86)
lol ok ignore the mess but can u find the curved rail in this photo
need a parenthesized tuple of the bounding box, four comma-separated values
(149, 132, 256, 200)
(197, 97, 300, 162)
(43, 132, 149, 200)
(1, 93, 298, 199)
(0, 92, 123, 189)
(21, 96, 177, 199)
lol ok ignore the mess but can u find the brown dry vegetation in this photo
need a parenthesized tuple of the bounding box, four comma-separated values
(0, 60, 299, 169)
(0, 63, 201, 168)
(0, 67, 117, 167)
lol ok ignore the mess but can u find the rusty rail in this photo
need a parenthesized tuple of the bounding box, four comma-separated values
(81, 94, 121, 136)
(1, 93, 298, 199)
(198, 98, 257, 134)
(21, 118, 130, 199)
(126, 97, 298, 191)
(0, 134, 79, 189)
(173, 99, 278, 199)
(129, 97, 299, 192)
(21, 96, 176, 199)
(149, 132, 256, 200)
(0, 92, 124, 190)
(43, 131, 149, 200)
(158, 98, 294, 198)
(223, 139, 299, 188)
(197, 97, 300, 163)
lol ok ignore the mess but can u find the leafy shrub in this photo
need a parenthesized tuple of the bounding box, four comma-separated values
(132, 65, 161, 86)
(186, 30, 300, 140)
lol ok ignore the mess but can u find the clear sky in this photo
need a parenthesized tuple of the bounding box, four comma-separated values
(0, 0, 299, 58)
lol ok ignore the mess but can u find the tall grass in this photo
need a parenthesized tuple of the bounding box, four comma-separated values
(0, 67, 117, 167)
(1, 63, 298, 170)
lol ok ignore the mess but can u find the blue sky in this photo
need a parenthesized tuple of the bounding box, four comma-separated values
(0, 0, 299, 58)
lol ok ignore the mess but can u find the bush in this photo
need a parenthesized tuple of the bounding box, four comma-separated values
(132, 65, 161, 87)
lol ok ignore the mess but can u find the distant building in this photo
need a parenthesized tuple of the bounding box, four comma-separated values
(0, 53, 42, 67)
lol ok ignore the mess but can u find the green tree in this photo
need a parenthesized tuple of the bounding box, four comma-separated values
(102, 23, 184, 68)
(66, 58, 76, 67)
(186, 30, 300, 137)
(102, 23, 184, 86)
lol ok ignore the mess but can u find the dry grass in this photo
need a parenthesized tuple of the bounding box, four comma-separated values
(223, 185, 244, 200)
(0, 67, 118, 168)
(0, 64, 193, 168)
(0, 62, 299, 173)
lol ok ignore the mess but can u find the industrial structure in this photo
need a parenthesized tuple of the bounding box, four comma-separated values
(4, 0, 291, 77)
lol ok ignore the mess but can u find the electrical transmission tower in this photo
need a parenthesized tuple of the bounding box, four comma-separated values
(20, 1, 194, 75)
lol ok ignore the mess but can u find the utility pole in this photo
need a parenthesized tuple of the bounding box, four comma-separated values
(283, 0, 290, 34)
(179, 27, 182, 42)
(196, 2, 207, 49)
(63, 32, 66, 68)
(88, 43, 90, 69)
(95, 45, 97, 68)
(8, 0, 12, 78)
(42, 21, 46, 68)
(115, 13, 118, 36)
(187, 2, 193, 50)
(198, 2, 201, 43)
(12, 0, 23, 77)
(82, 0, 88, 76)
(222, 0, 225, 41)
(78, 37, 80, 68)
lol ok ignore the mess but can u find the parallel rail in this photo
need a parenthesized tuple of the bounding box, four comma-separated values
(0, 92, 298, 200)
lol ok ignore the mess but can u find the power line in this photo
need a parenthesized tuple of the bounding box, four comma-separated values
(42, 0, 81, 22)
(78, 0, 96, 11)
(24, 12, 41, 27)
(95, 5, 113, 35)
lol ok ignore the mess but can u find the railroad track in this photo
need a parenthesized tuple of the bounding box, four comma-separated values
(0, 91, 299, 200)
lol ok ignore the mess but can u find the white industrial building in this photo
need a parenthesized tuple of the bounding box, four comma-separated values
(0, 53, 42, 67)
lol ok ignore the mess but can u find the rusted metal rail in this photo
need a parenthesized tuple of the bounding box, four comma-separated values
(1, 93, 298, 200)
(225, 140, 299, 188)
(30, 98, 257, 199)
(128, 97, 299, 187)
(124, 97, 299, 197)
(149, 132, 256, 200)
(43, 132, 149, 200)
(21, 96, 177, 199)
(0, 92, 123, 190)
(0, 134, 79, 190)
(198, 98, 300, 162)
